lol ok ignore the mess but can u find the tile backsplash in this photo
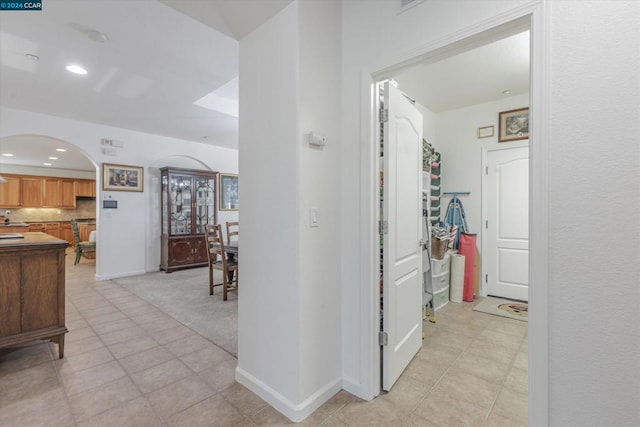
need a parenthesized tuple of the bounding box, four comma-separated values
(6, 199, 96, 222)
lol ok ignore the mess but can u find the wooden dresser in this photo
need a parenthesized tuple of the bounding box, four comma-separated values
(0, 232, 68, 358)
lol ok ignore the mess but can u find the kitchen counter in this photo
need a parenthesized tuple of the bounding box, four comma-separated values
(0, 222, 29, 227)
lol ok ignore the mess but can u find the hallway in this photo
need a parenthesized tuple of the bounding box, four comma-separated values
(0, 251, 527, 426)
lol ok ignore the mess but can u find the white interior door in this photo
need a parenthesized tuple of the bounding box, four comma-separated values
(381, 82, 423, 390)
(485, 146, 529, 301)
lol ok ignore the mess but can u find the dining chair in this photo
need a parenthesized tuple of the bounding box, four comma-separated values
(204, 223, 238, 300)
(225, 221, 239, 245)
(70, 219, 96, 265)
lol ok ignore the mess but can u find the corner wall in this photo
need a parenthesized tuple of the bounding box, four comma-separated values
(237, 0, 342, 421)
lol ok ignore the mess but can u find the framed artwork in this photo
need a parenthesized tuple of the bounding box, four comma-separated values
(102, 163, 144, 192)
(477, 125, 495, 139)
(499, 107, 529, 142)
(219, 173, 239, 211)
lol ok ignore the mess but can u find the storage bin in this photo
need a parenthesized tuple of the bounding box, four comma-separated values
(431, 238, 448, 260)
(431, 253, 450, 275)
(434, 287, 450, 309)
(432, 271, 450, 294)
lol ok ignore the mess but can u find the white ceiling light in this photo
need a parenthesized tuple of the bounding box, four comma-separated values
(502, 89, 512, 95)
(2, 153, 14, 156)
(25, 53, 40, 61)
(66, 64, 88, 75)
(48, 156, 58, 160)
(55, 148, 67, 152)
(43, 162, 52, 166)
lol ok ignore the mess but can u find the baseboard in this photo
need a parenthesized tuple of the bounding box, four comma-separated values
(94, 269, 147, 281)
(342, 376, 370, 400)
(235, 366, 342, 422)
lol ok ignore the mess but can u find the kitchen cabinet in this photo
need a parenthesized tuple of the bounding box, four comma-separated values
(21, 177, 44, 207)
(0, 175, 21, 207)
(45, 223, 61, 239)
(0, 233, 68, 359)
(60, 222, 73, 245)
(76, 180, 96, 197)
(160, 167, 217, 272)
(43, 178, 76, 208)
(29, 223, 45, 232)
(0, 174, 93, 208)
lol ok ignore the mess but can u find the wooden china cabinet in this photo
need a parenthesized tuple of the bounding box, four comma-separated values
(159, 167, 217, 272)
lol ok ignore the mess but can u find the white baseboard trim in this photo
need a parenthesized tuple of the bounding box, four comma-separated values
(235, 366, 342, 423)
(94, 270, 146, 281)
(342, 377, 371, 401)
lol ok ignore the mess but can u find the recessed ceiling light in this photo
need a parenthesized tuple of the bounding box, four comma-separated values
(48, 156, 58, 160)
(43, 162, 52, 166)
(2, 153, 14, 156)
(66, 64, 88, 75)
(25, 53, 40, 61)
(55, 148, 67, 152)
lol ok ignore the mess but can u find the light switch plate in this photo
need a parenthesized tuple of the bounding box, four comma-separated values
(309, 207, 319, 227)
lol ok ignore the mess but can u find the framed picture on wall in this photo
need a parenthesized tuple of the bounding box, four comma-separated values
(477, 125, 495, 139)
(219, 173, 239, 211)
(499, 107, 529, 142)
(102, 163, 144, 192)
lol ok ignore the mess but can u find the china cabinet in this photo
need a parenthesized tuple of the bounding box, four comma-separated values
(159, 167, 217, 272)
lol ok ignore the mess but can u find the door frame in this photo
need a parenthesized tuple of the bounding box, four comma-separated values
(358, 3, 550, 425)
(480, 143, 529, 299)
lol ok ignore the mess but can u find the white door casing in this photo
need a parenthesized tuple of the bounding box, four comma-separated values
(381, 82, 423, 390)
(484, 146, 529, 301)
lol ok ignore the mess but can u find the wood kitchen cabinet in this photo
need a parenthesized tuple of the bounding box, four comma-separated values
(0, 174, 93, 208)
(21, 177, 44, 207)
(0, 175, 21, 207)
(160, 167, 217, 272)
(0, 233, 68, 359)
(44, 223, 61, 239)
(60, 222, 73, 245)
(75, 180, 96, 197)
(43, 178, 76, 208)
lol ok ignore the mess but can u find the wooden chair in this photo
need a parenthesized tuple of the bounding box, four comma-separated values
(204, 224, 238, 300)
(225, 221, 239, 245)
(70, 219, 96, 265)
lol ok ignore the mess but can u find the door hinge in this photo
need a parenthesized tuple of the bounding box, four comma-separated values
(486, 166, 489, 175)
(485, 220, 488, 228)
(379, 331, 388, 346)
(485, 274, 488, 283)
(379, 220, 388, 235)
(379, 108, 388, 123)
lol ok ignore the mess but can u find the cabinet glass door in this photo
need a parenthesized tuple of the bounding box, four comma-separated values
(170, 173, 192, 235)
(195, 176, 216, 234)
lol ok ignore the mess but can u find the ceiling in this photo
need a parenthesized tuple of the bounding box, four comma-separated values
(0, 0, 528, 173)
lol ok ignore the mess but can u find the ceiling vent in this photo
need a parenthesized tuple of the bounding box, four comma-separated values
(397, 0, 426, 15)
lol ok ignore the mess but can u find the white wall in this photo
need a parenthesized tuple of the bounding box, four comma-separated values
(0, 106, 238, 279)
(342, 0, 640, 425)
(546, 1, 639, 425)
(237, 0, 342, 421)
(434, 93, 529, 251)
(236, 0, 301, 418)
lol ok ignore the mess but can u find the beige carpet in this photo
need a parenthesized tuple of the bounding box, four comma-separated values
(113, 267, 238, 356)
(473, 296, 528, 322)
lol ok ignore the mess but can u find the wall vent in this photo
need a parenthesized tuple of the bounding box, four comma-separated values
(397, 0, 426, 15)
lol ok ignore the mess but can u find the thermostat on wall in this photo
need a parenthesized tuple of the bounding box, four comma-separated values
(102, 200, 117, 209)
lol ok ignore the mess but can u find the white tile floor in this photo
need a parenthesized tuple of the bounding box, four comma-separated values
(0, 250, 528, 426)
